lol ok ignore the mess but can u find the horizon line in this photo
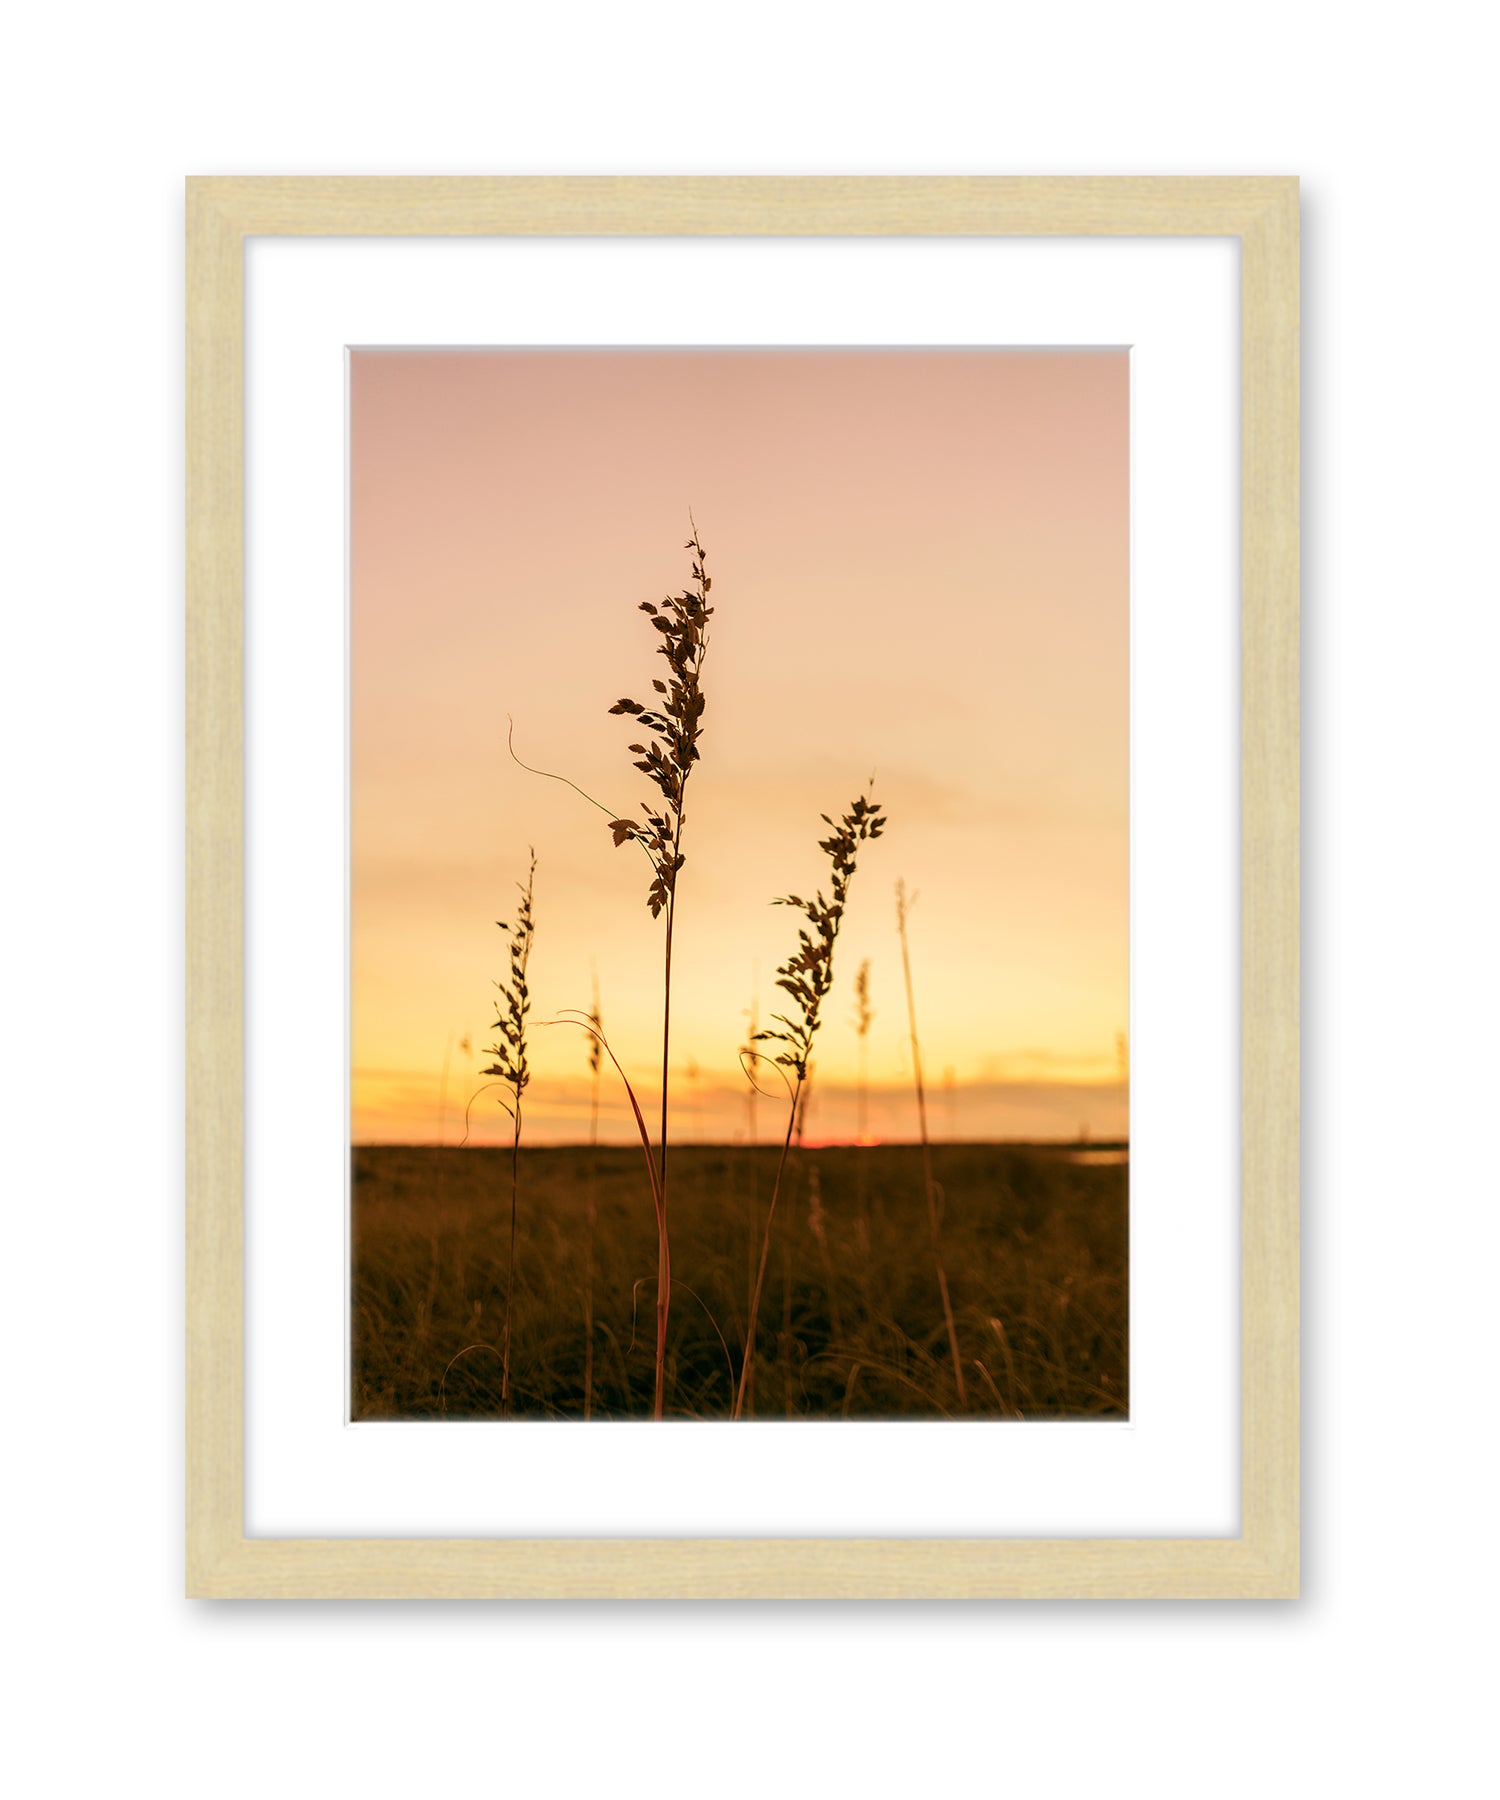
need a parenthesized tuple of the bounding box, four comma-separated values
(352, 1135, 1131, 1152)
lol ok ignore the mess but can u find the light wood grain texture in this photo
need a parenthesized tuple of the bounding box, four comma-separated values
(186, 177, 1298, 1599)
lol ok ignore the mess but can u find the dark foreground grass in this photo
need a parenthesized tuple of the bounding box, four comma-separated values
(352, 1143, 1127, 1421)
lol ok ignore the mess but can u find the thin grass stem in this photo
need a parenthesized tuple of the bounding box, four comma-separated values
(734, 786, 887, 1418)
(895, 879, 967, 1409)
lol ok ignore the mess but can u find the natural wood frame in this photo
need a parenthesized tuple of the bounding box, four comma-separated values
(187, 176, 1298, 1599)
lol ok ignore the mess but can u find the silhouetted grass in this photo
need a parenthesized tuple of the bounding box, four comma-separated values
(895, 878, 966, 1407)
(352, 1142, 1128, 1422)
(476, 849, 536, 1418)
(736, 788, 886, 1416)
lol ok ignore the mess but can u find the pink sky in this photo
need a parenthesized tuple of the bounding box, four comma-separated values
(350, 349, 1128, 1145)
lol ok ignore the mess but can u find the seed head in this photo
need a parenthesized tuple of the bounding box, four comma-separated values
(758, 788, 887, 1081)
(482, 849, 537, 1108)
(606, 523, 714, 919)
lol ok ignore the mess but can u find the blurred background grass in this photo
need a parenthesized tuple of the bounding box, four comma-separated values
(352, 1143, 1127, 1421)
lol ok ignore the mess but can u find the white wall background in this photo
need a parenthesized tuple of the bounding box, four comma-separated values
(3, 4, 1495, 1796)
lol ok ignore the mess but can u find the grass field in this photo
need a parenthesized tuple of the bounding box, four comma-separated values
(351, 1142, 1127, 1421)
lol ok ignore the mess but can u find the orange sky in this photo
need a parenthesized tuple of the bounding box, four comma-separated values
(350, 349, 1128, 1145)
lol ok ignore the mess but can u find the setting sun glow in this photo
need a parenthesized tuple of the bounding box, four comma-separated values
(351, 348, 1128, 1146)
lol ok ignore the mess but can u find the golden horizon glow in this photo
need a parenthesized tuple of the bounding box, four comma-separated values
(351, 349, 1128, 1145)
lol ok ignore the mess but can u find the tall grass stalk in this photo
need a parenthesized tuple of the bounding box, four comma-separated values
(481, 850, 536, 1419)
(739, 979, 761, 1415)
(852, 959, 874, 1144)
(606, 523, 715, 1418)
(852, 958, 875, 1225)
(583, 970, 602, 1420)
(894, 879, 967, 1409)
(733, 789, 887, 1420)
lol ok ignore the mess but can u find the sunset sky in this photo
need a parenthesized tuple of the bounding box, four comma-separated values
(350, 349, 1128, 1145)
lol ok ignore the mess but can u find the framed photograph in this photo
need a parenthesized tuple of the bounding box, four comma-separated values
(187, 177, 1298, 1597)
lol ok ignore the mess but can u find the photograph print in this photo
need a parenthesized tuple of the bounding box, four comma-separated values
(349, 346, 1128, 1422)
